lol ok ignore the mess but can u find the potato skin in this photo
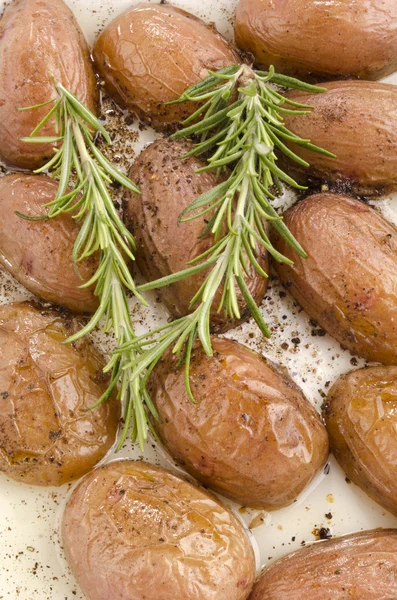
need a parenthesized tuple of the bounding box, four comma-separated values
(0, 0, 97, 169)
(274, 193, 397, 365)
(0, 302, 120, 486)
(235, 0, 397, 81)
(249, 529, 397, 600)
(149, 337, 329, 510)
(324, 366, 397, 517)
(62, 460, 255, 600)
(126, 138, 268, 331)
(93, 3, 238, 128)
(282, 81, 397, 195)
(0, 174, 98, 313)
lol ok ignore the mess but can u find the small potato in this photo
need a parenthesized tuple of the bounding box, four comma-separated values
(62, 460, 256, 600)
(235, 0, 397, 81)
(93, 3, 238, 128)
(324, 366, 397, 517)
(273, 193, 397, 365)
(0, 174, 98, 314)
(149, 337, 329, 510)
(0, 302, 120, 486)
(0, 0, 97, 169)
(282, 81, 397, 195)
(249, 529, 397, 599)
(126, 138, 268, 332)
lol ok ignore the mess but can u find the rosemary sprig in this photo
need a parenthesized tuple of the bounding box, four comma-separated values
(19, 82, 158, 450)
(113, 64, 335, 413)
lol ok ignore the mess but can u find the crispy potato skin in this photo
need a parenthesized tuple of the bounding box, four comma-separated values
(0, 0, 97, 169)
(324, 366, 397, 517)
(0, 174, 98, 314)
(149, 337, 329, 510)
(93, 3, 238, 128)
(235, 0, 397, 81)
(274, 193, 397, 364)
(126, 138, 268, 331)
(249, 529, 397, 599)
(0, 303, 120, 486)
(282, 81, 397, 195)
(62, 460, 255, 600)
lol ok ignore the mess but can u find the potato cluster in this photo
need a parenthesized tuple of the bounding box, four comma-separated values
(1, 0, 397, 599)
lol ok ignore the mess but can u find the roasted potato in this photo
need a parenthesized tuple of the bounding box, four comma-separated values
(0, 0, 97, 169)
(274, 193, 397, 364)
(126, 138, 268, 331)
(93, 3, 238, 128)
(0, 174, 98, 313)
(250, 529, 397, 599)
(62, 460, 256, 600)
(149, 336, 329, 510)
(282, 81, 397, 195)
(324, 366, 397, 517)
(235, 0, 397, 81)
(0, 302, 119, 486)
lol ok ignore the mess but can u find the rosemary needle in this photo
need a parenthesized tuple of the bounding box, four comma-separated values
(18, 81, 158, 450)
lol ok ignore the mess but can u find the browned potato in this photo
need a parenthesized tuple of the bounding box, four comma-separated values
(126, 138, 268, 332)
(149, 336, 329, 510)
(249, 529, 397, 599)
(324, 366, 397, 517)
(235, 0, 397, 81)
(93, 3, 238, 128)
(282, 81, 397, 195)
(0, 302, 119, 486)
(0, 0, 97, 169)
(62, 460, 256, 600)
(0, 174, 98, 314)
(274, 193, 397, 365)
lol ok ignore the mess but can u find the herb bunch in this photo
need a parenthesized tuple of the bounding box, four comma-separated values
(19, 82, 158, 449)
(116, 64, 335, 412)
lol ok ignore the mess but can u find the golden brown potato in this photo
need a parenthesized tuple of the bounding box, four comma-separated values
(249, 529, 397, 599)
(149, 337, 329, 510)
(0, 302, 119, 486)
(93, 3, 238, 128)
(235, 0, 397, 81)
(0, 174, 98, 314)
(0, 0, 97, 169)
(274, 193, 397, 365)
(282, 81, 397, 195)
(324, 366, 397, 517)
(62, 460, 256, 600)
(126, 138, 268, 332)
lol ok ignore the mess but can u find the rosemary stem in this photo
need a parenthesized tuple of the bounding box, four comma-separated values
(72, 120, 92, 180)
